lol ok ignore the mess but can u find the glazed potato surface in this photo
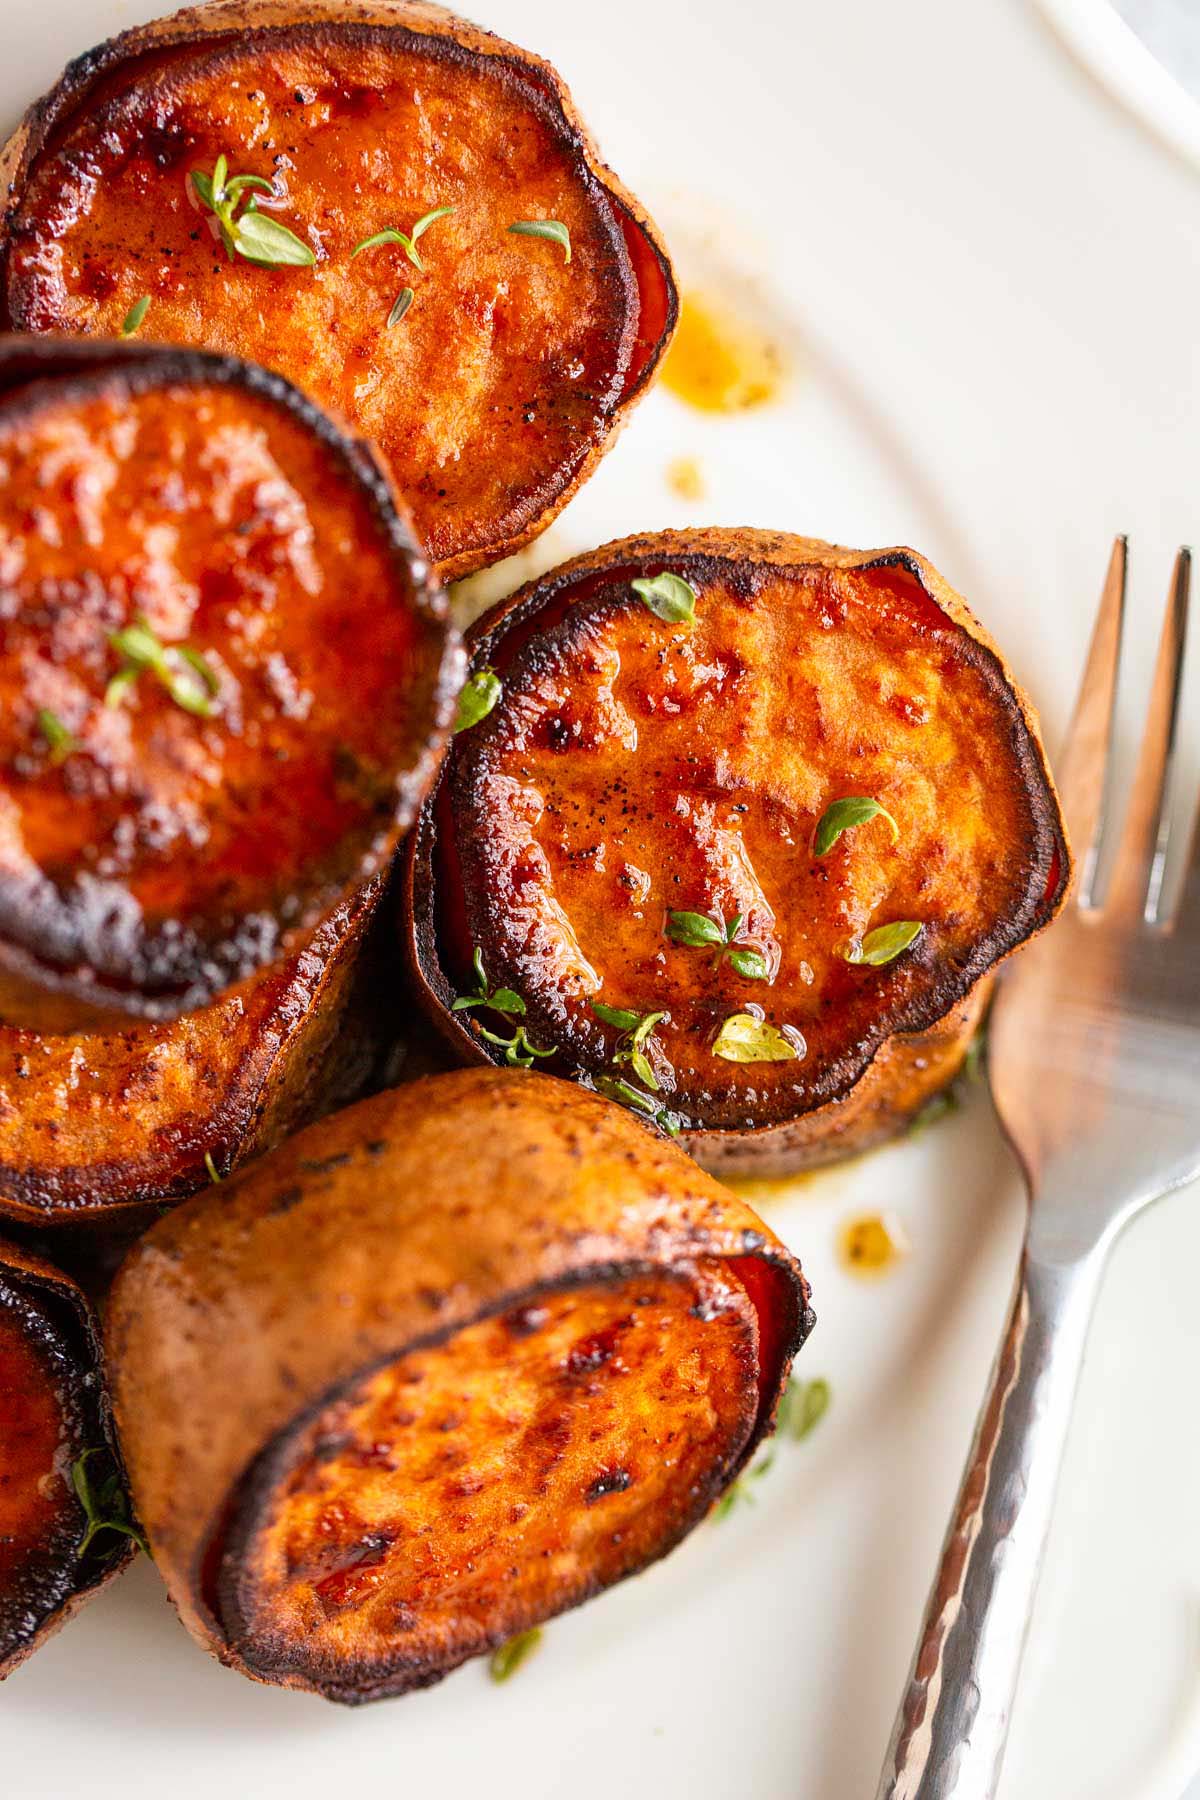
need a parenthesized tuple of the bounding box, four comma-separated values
(419, 535, 1067, 1139)
(3, 23, 660, 575)
(222, 1265, 757, 1698)
(0, 359, 449, 1017)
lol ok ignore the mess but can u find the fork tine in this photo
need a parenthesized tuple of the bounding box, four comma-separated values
(1058, 536, 1126, 906)
(1105, 547, 1190, 922)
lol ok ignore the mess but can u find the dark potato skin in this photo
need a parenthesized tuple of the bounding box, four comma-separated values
(0, 334, 459, 1030)
(105, 1069, 812, 1702)
(0, 877, 385, 1228)
(403, 529, 1071, 1177)
(0, 0, 677, 581)
(0, 1236, 132, 1678)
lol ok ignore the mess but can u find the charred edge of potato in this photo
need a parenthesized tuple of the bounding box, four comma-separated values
(0, 334, 461, 1030)
(105, 1069, 812, 1701)
(0, 1237, 133, 1677)
(0, 877, 388, 1228)
(401, 528, 1070, 1172)
(0, 1, 678, 583)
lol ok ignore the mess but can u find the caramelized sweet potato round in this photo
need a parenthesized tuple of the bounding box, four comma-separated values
(0, 0, 677, 580)
(0, 1238, 133, 1678)
(403, 529, 1070, 1175)
(0, 336, 458, 1028)
(0, 877, 384, 1227)
(105, 1069, 812, 1702)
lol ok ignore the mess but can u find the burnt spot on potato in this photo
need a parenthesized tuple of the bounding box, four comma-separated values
(0, 343, 457, 1028)
(405, 530, 1069, 1172)
(0, 9, 677, 580)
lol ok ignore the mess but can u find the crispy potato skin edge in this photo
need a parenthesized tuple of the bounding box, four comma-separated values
(105, 1069, 812, 1699)
(0, 0, 679, 583)
(0, 1236, 132, 1678)
(0, 876, 387, 1229)
(0, 333, 462, 1031)
(400, 527, 1071, 1175)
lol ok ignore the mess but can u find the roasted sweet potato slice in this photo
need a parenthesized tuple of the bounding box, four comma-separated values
(105, 1069, 812, 1702)
(0, 876, 385, 1227)
(403, 529, 1071, 1175)
(0, 1237, 135, 1678)
(0, 0, 677, 581)
(0, 335, 458, 1029)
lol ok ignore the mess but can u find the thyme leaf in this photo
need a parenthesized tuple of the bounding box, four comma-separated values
(489, 1627, 543, 1682)
(508, 219, 571, 262)
(845, 920, 924, 967)
(36, 708, 76, 764)
(120, 296, 151, 337)
(71, 1450, 147, 1559)
(454, 667, 501, 732)
(190, 158, 315, 268)
(631, 572, 697, 624)
(814, 795, 900, 857)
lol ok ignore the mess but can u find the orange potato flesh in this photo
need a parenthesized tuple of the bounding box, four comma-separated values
(0, 881, 380, 1225)
(104, 1069, 812, 1701)
(0, 1251, 127, 1678)
(1, 13, 676, 578)
(0, 351, 455, 1023)
(221, 1264, 757, 1699)
(406, 531, 1068, 1166)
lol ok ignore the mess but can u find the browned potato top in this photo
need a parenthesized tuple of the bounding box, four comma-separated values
(1, 8, 676, 578)
(407, 530, 1068, 1141)
(0, 345, 456, 1024)
(222, 1264, 757, 1701)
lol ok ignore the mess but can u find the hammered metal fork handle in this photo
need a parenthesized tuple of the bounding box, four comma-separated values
(875, 1241, 1107, 1799)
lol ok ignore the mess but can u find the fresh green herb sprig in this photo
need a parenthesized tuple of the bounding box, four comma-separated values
(507, 219, 571, 262)
(814, 795, 899, 857)
(908, 1024, 988, 1139)
(776, 1376, 831, 1442)
(204, 1150, 222, 1183)
(353, 206, 455, 271)
(489, 1626, 543, 1682)
(106, 617, 220, 718)
(665, 909, 767, 981)
(593, 1074, 682, 1138)
(590, 1001, 669, 1091)
(191, 156, 315, 267)
(845, 920, 924, 968)
(36, 708, 76, 765)
(631, 572, 697, 624)
(713, 1376, 831, 1522)
(454, 667, 502, 733)
(452, 949, 552, 1069)
(71, 1450, 147, 1559)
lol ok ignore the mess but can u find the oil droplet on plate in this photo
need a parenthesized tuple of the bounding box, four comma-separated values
(838, 1211, 909, 1277)
(666, 455, 706, 502)
(661, 290, 787, 413)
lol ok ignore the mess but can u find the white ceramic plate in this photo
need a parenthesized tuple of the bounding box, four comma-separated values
(5, 3, 1200, 1797)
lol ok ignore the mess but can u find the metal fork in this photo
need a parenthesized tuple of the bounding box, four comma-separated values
(876, 538, 1200, 1799)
